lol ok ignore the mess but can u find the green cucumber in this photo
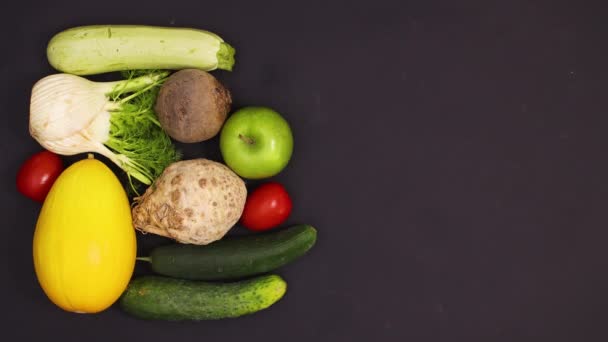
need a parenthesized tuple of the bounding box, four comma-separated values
(139, 225, 317, 280)
(120, 274, 286, 320)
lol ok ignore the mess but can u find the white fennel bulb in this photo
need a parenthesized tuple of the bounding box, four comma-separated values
(29, 71, 180, 188)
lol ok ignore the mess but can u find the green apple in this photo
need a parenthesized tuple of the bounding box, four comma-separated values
(220, 106, 293, 179)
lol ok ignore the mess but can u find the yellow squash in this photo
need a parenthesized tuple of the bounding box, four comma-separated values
(33, 156, 136, 313)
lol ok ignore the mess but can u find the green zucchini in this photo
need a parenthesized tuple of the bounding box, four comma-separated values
(120, 274, 286, 320)
(47, 25, 235, 75)
(139, 224, 317, 280)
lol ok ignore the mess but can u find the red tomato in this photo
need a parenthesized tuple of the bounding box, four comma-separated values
(241, 182, 293, 231)
(16, 150, 64, 202)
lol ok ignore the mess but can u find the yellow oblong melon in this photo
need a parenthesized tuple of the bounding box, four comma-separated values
(33, 157, 136, 313)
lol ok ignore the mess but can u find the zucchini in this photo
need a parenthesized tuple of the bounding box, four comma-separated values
(140, 224, 317, 280)
(120, 274, 286, 320)
(47, 25, 235, 75)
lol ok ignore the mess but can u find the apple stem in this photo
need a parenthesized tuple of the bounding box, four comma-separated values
(239, 134, 255, 145)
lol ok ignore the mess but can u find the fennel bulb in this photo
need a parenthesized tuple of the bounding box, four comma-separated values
(29, 71, 180, 188)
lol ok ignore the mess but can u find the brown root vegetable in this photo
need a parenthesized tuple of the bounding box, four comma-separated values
(132, 159, 246, 245)
(155, 69, 232, 143)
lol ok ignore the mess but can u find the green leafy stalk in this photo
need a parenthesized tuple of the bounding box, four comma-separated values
(108, 70, 170, 96)
(103, 70, 181, 193)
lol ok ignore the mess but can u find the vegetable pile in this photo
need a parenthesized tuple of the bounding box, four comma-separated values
(21, 25, 317, 321)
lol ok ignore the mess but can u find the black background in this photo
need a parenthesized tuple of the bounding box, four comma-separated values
(2, 0, 608, 341)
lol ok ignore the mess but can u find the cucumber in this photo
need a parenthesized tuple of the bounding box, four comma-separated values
(47, 25, 235, 75)
(119, 274, 286, 320)
(140, 225, 317, 280)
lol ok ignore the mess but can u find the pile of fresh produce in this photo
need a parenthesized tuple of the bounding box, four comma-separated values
(19, 25, 317, 320)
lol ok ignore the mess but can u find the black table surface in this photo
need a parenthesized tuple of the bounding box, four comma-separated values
(2, 0, 607, 341)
